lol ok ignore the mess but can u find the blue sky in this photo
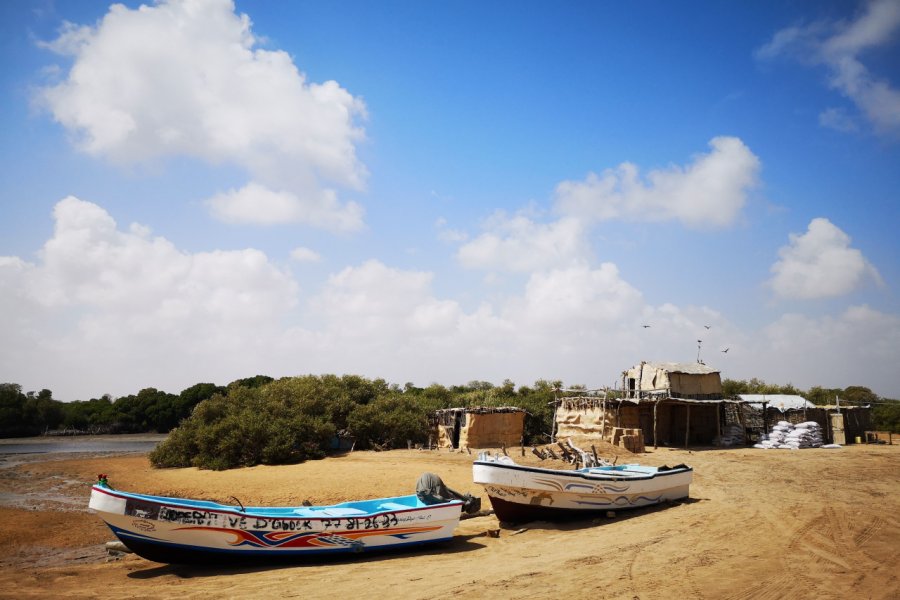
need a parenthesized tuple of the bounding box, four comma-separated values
(1, 0, 899, 400)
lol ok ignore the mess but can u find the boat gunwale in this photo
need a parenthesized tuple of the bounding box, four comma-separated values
(91, 485, 462, 521)
(472, 460, 692, 482)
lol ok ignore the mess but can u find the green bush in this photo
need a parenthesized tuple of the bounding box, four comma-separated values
(150, 383, 335, 470)
(872, 400, 900, 433)
(347, 395, 430, 449)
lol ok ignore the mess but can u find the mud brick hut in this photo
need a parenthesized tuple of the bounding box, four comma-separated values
(428, 406, 526, 450)
(555, 362, 749, 449)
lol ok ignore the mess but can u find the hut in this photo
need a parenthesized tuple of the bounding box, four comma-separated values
(621, 361, 737, 447)
(739, 396, 873, 444)
(428, 407, 526, 450)
(623, 361, 724, 400)
(739, 394, 827, 440)
(554, 361, 748, 449)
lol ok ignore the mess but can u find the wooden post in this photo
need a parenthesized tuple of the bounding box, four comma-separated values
(684, 403, 691, 448)
(550, 395, 559, 443)
(716, 402, 721, 443)
(653, 400, 659, 449)
(601, 398, 607, 440)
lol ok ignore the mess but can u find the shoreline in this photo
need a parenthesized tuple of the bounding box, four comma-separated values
(0, 433, 168, 446)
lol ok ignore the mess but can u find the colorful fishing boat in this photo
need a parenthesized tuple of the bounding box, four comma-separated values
(472, 455, 692, 522)
(89, 476, 464, 563)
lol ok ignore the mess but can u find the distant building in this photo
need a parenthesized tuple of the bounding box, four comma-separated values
(555, 361, 746, 449)
(623, 361, 724, 400)
(428, 407, 526, 449)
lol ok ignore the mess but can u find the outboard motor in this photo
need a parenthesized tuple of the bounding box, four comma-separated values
(416, 472, 481, 514)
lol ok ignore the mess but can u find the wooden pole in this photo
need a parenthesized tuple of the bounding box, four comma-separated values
(601, 398, 607, 440)
(684, 403, 691, 448)
(716, 402, 721, 443)
(653, 400, 659, 449)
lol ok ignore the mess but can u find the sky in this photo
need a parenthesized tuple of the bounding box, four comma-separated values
(1, 0, 899, 401)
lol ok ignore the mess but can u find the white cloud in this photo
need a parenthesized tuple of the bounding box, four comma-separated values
(553, 136, 760, 228)
(435, 218, 468, 243)
(312, 260, 463, 339)
(819, 107, 860, 132)
(207, 182, 364, 231)
(4, 199, 900, 399)
(769, 217, 882, 299)
(34, 196, 298, 322)
(757, 0, 900, 135)
(457, 215, 589, 271)
(289, 247, 321, 263)
(37, 0, 367, 229)
(758, 305, 900, 390)
(504, 264, 642, 333)
(0, 196, 301, 397)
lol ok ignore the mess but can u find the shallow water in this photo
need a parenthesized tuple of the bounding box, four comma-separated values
(0, 434, 166, 455)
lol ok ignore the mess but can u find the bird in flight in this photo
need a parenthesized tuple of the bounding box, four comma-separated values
(721, 348, 730, 353)
(642, 324, 651, 328)
(704, 325, 711, 329)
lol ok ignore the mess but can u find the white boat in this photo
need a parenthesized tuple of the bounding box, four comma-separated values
(89, 477, 463, 563)
(472, 454, 692, 522)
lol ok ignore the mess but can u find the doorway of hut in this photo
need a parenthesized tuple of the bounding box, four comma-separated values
(639, 405, 653, 447)
(451, 412, 463, 448)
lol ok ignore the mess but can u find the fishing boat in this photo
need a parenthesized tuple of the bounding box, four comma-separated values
(472, 454, 692, 522)
(89, 476, 464, 563)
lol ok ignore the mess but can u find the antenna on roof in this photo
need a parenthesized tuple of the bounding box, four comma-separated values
(696, 339, 702, 363)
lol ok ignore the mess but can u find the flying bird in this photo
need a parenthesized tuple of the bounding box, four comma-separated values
(721, 348, 730, 353)
(704, 325, 711, 329)
(642, 324, 651, 328)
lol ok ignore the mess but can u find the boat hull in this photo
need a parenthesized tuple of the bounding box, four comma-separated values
(472, 460, 691, 523)
(89, 485, 462, 563)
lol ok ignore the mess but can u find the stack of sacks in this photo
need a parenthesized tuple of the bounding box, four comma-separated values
(786, 421, 824, 448)
(753, 420, 824, 449)
(715, 423, 746, 447)
(753, 421, 793, 449)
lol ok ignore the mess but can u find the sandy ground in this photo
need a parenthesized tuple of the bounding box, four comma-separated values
(0, 442, 897, 600)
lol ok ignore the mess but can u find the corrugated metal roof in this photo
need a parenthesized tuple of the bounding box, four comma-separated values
(738, 394, 814, 411)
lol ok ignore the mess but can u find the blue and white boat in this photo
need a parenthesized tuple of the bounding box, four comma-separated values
(89, 476, 463, 563)
(472, 455, 692, 522)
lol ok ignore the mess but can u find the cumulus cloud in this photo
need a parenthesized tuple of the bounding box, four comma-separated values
(37, 0, 367, 228)
(312, 260, 463, 339)
(769, 218, 882, 299)
(756, 0, 900, 135)
(0, 196, 301, 396)
(758, 305, 900, 389)
(819, 106, 860, 132)
(504, 264, 642, 333)
(553, 136, 760, 228)
(33, 196, 298, 324)
(457, 215, 589, 272)
(289, 247, 321, 263)
(207, 183, 364, 231)
(4, 199, 899, 399)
